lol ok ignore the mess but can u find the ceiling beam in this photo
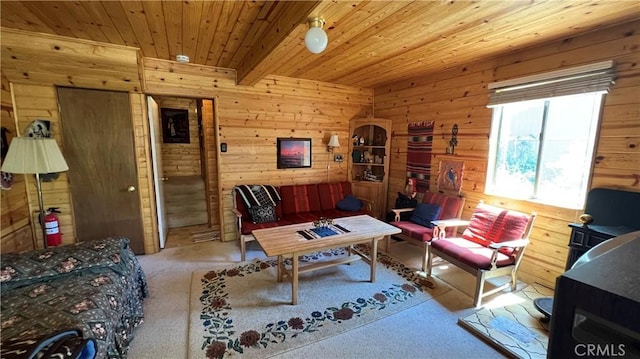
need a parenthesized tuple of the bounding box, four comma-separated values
(236, 1, 321, 86)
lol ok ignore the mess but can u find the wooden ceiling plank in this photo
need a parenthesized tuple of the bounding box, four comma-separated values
(100, 1, 142, 49)
(181, 0, 204, 62)
(161, 1, 182, 60)
(337, 1, 633, 87)
(142, 1, 171, 61)
(303, 1, 517, 83)
(119, 1, 158, 58)
(205, 1, 244, 67)
(0, 1, 55, 34)
(284, 1, 423, 78)
(227, 1, 279, 69)
(19, 1, 77, 38)
(236, 1, 322, 86)
(194, 1, 223, 65)
(79, 1, 126, 45)
(61, 2, 110, 43)
(217, 1, 268, 68)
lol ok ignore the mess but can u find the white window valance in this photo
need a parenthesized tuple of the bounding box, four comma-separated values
(487, 61, 615, 107)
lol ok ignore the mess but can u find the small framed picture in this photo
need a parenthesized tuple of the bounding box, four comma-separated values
(161, 108, 190, 143)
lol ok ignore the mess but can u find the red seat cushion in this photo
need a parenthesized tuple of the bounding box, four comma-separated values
(391, 221, 435, 242)
(322, 209, 368, 218)
(431, 237, 515, 270)
(285, 212, 323, 224)
(240, 219, 293, 235)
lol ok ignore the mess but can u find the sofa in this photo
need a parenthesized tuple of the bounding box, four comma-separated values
(233, 182, 371, 261)
(0, 237, 148, 358)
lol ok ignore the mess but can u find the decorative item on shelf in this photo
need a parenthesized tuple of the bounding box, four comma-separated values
(359, 137, 365, 146)
(374, 155, 382, 164)
(448, 124, 459, 155)
(352, 135, 359, 146)
(304, 18, 328, 54)
(363, 151, 372, 163)
(313, 217, 333, 228)
(578, 213, 594, 227)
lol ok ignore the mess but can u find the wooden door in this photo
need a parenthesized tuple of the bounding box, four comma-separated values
(148, 96, 168, 248)
(57, 87, 144, 254)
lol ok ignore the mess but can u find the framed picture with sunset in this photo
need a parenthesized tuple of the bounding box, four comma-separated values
(277, 138, 312, 169)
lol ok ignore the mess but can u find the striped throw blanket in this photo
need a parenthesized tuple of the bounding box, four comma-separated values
(234, 185, 281, 208)
(406, 121, 434, 193)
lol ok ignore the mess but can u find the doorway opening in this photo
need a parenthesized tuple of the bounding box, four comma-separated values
(147, 96, 219, 248)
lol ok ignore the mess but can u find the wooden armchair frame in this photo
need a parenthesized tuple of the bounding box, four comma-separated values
(386, 192, 465, 273)
(428, 209, 536, 307)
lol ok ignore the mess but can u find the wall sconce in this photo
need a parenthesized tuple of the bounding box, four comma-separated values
(305, 18, 328, 54)
(327, 134, 340, 152)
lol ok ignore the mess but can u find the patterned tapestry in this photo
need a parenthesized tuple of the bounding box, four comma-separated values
(406, 121, 434, 193)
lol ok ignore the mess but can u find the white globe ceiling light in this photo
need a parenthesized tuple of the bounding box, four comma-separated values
(304, 18, 328, 54)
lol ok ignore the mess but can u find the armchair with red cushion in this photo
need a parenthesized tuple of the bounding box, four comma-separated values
(428, 202, 536, 307)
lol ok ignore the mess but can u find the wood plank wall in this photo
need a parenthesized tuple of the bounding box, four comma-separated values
(154, 97, 201, 177)
(142, 58, 373, 243)
(0, 29, 157, 254)
(374, 20, 640, 288)
(1, 73, 33, 252)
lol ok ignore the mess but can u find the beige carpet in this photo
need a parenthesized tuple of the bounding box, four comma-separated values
(458, 284, 553, 359)
(188, 247, 451, 358)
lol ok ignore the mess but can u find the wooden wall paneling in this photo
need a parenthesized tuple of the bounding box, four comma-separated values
(9, 83, 74, 249)
(130, 93, 159, 254)
(201, 99, 220, 229)
(1, 32, 158, 254)
(375, 20, 640, 289)
(143, 58, 373, 242)
(0, 77, 34, 252)
(0, 27, 141, 93)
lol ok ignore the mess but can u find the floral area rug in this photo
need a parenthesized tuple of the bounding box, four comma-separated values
(188, 246, 451, 358)
(458, 284, 552, 359)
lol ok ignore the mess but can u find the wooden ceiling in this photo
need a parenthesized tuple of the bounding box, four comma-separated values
(1, 1, 637, 88)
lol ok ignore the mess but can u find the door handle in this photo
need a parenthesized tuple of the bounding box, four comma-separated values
(127, 186, 136, 192)
(161, 177, 168, 181)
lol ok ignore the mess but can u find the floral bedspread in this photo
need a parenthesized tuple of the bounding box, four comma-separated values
(0, 237, 148, 358)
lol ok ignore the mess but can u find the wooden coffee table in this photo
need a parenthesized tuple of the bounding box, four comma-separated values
(252, 214, 401, 304)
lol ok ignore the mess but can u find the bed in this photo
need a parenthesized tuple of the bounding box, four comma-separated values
(0, 236, 148, 358)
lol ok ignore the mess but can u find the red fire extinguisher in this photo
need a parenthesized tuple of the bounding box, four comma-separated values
(43, 207, 62, 247)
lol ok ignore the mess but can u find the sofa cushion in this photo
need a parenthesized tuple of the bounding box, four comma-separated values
(462, 203, 530, 256)
(422, 192, 464, 220)
(409, 203, 442, 228)
(280, 184, 321, 215)
(431, 237, 515, 270)
(248, 204, 278, 223)
(336, 195, 363, 211)
(317, 182, 352, 212)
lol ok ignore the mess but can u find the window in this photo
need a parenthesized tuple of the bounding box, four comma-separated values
(485, 62, 614, 209)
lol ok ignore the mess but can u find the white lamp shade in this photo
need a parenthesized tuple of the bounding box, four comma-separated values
(328, 135, 340, 148)
(305, 26, 328, 54)
(1, 137, 69, 174)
